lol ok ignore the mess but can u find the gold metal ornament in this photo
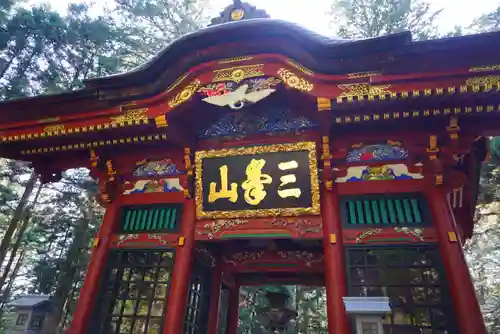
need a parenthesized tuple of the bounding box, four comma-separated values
(231, 8, 245, 21)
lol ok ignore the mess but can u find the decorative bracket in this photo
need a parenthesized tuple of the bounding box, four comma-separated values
(426, 135, 440, 160)
(321, 136, 333, 190)
(426, 135, 443, 186)
(90, 148, 99, 168)
(446, 116, 460, 141)
(106, 160, 117, 182)
(317, 97, 331, 112)
(154, 114, 168, 128)
(184, 148, 194, 198)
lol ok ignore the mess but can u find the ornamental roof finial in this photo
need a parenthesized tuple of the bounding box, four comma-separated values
(208, 1, 270, 27)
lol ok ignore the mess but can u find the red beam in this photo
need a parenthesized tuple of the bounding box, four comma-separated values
(427, 187, 487, 334)
(68, 201, 120, 333)
(162, 199, 196, 334)
(321, 188, 349, 334)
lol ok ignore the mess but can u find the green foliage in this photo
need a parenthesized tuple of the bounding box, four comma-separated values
(470, 6, 500, 33)
(108, 0, 209, 69)
(328, 0, 442, 40)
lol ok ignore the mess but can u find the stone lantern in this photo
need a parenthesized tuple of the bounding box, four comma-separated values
(343, 296, 391, 334)
(257, 289, 298, 333)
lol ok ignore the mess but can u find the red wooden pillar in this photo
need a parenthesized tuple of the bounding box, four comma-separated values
(226, 283, 240, 334)
(163, 199, 196, 334)
(427, 187, 487, 334)
(207, 261, 223, 334)
(322, 188, 350, 334)
(69, 202, 120, 334)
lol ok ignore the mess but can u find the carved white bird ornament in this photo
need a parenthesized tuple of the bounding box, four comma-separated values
(202, 84, 276, 110)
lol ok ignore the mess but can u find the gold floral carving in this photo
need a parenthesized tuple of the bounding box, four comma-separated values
(347, 71, 381, 79)
(267, 218, 321, 234)
(213, 64, 264, 83)
(394, 227, 425, 241)
(224, 252, 265, 265)
(277, 251, 323, 267)
(469, 64, 500, 72)
(168, 79, 201, 108)
(199, 219, 248, 239)
(218, 56, 254, 64)
(338, 83, 392, 98)
(44, 124, 65, 134)
(286, 59, 314, 76)
(110, 108, 148, 125)
(356, 229, 383, 244)
(277, 68, 314, 92)
(195, 142, 321, 219)
(166, 73, 189, 93)
(465, 76, 500, 85)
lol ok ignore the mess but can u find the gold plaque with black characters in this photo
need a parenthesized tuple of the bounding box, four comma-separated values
(195, 142, 320, 219)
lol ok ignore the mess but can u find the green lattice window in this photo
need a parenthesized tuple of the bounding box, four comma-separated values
(340, 193, 431, 228)
(118, 204, 183, 233)
(89, 250, 175, 334)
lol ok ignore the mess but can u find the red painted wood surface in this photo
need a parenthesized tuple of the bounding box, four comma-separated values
(427, 187, 487, 334)
(226, 283, 240, 334)
(162, 199, 196, 334)
(321, 189, 350, 334)
(207, 261, 223, 334)
(221, 250, 324, 273)
(196, 216, 322, 240)
(68, 201, 120, 334)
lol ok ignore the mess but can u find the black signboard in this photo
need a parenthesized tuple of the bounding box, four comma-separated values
(195, 142, 320, 219)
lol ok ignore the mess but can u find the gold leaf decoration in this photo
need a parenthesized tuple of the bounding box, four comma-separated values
(469, 64, 500, 72)
(347, 71, 381, 79)
(277, 68, 314, 92)
(44, 124, 65, 134)
(110, 108, 148, 125)
(465, 76, 500, 85)
(213, 64, 264, 83)
(168, 79, 201, 108)
(38, 117, 60, 124)
(218, 56, 254, 64)
(338, 83, 392, 98)
(286, 59, 314, 76)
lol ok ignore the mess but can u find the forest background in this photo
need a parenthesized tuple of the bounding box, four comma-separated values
(0, 0, 500, 333)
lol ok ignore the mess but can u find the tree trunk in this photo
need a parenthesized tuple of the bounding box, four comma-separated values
(0, 248, 25, 312)
(0, 183, 43, 293)
(41, 202, 93, 334)
(0, 171, 38, 273)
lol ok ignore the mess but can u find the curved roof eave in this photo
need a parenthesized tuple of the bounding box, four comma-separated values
(83, 19, 412, 89)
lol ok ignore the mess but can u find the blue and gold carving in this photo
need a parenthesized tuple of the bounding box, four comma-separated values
(198, 107, 317, 139)
(335, 164, 424, 183)
(133, 158, 184, 177)
(123, 179, 184, 194)
(346, 143, 408, 163)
